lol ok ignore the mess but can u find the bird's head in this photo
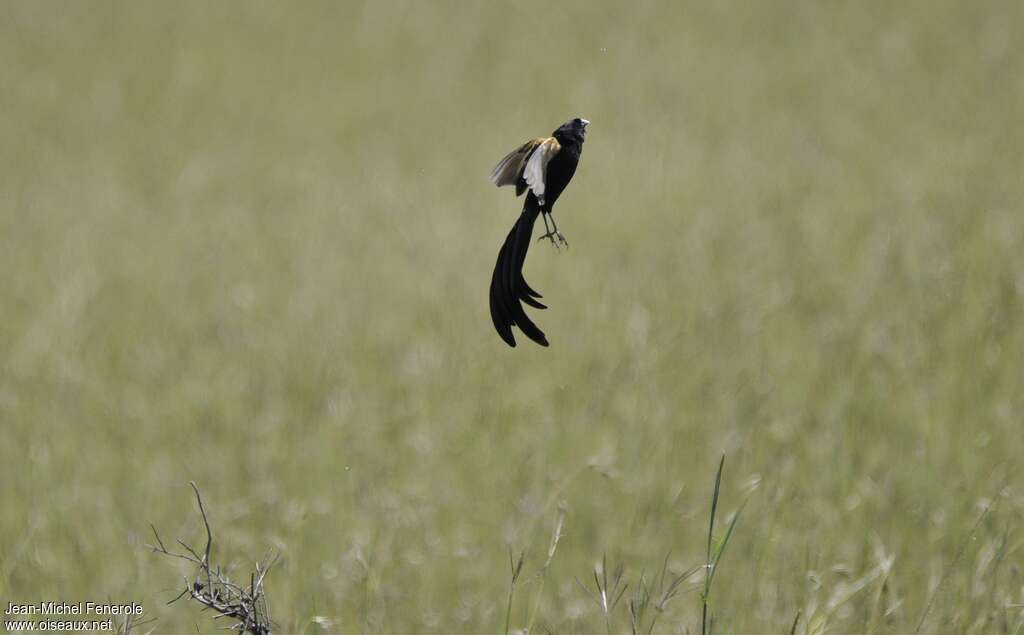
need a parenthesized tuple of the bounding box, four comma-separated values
(553, 117, 589, 144)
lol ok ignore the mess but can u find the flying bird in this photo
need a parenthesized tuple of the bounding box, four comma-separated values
(488, 117, 589, 347)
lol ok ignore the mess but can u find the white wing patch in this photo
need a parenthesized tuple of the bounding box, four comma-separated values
(522, 137, 561, 205)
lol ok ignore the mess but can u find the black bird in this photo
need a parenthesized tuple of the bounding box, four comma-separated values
(488, 117, 589, 347)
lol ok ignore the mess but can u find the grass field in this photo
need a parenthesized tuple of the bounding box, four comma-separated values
(2, 1, 1023, 633)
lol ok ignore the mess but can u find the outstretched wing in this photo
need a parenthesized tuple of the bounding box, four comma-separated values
(489, 138, 545, 189)
(521, 137, 561, 204)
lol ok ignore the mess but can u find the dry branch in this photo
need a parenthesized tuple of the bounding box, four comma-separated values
(149, 482, 277, 635)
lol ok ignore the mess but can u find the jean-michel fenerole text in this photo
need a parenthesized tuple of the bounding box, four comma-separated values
(5, 601, 143, 616)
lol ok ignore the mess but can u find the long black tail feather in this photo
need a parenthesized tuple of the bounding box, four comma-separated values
(489, 197, 549, 347)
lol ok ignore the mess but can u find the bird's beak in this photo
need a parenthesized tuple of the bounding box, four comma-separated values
(581, 119, 590, 127)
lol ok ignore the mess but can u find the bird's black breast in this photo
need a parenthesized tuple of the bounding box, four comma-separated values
(542, 145, 581, 209)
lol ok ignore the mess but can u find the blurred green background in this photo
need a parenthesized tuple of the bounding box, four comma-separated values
(2, 1, 1022, 632)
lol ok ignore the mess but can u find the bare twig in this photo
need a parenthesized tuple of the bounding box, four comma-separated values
(148, 483, 277, 635)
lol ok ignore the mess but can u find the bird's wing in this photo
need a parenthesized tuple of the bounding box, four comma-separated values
(489, 138, 545, 187)
(521, 137, 561, 204)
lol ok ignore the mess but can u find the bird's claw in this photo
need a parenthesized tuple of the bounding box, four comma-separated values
(537, 231, 569, 250)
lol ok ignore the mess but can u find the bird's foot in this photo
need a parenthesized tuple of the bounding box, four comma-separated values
(537, 231, 569, 249)
(537, 230, 561, 249)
